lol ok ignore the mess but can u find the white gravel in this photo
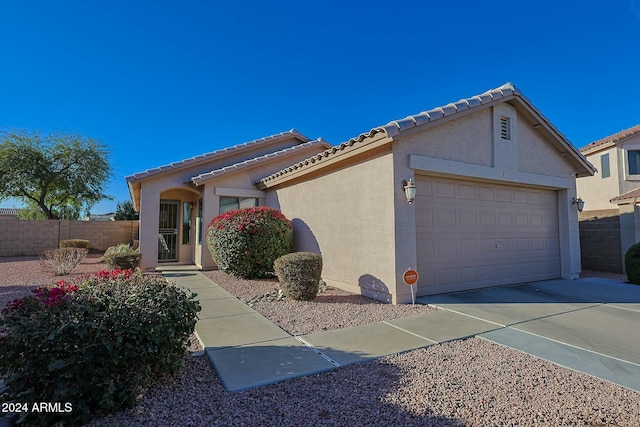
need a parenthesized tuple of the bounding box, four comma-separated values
(2, 258, 639, 426)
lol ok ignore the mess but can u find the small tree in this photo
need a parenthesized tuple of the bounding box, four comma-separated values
(114, 200, 139, 220)
(206, 207, 293, 278)
(0, 129, 112, 220)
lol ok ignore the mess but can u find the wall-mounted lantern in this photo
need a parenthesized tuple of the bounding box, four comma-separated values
(402, 179, 417, 204)
(572, 197, 585, 212)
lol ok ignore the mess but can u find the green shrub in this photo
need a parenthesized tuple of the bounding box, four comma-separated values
(59, 239, 90, 249)
(0, 272, 200, 426)
(274, 252, 323, 301)
(206, 207, 293, 278)
(101, 243, 141, 269)
(625, 242, 640, 284)
(40, 247, 88, 275)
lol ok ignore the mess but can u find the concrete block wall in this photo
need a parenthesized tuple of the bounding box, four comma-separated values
(578, 209, 623, 273)
(0, 220, 139, 256)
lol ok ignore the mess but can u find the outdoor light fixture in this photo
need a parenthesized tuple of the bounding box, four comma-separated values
(403, 179, 417, 204)
(572, 197, 585, 212)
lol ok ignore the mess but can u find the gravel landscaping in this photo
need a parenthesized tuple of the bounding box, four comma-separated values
(1, 257, 639, 426)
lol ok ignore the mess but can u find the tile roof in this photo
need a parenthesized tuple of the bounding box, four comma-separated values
(610, 187, 640, 204)
(581, 124, 640, 154)
(126, 129, 311, 183)
(191, 138, 331, 185)
(259, 83, 593, 187)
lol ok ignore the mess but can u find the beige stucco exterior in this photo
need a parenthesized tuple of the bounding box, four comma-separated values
(127, 131, 331, 270)
(129, 84, 595, 304)
(264, 94, 591, 303)
(577, 127, 640, 210)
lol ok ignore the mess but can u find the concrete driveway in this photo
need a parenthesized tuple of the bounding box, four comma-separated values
(417, 276, 640, 392)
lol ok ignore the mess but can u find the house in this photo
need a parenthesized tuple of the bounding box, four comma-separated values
(0, 208, 19, 220)
(576, 125, 640, 273)
(126, 130, 332, 268)
(128, 83, 595, 304)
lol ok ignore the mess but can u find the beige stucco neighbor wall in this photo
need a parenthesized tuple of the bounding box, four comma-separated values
(576, 146, 620, 211)
(0, 220, 139, 256)
(266, 151, 399, 303)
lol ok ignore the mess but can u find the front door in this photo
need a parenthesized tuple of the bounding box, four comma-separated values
(158, 201, 179, 262)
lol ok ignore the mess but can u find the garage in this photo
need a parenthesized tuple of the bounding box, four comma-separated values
(416, 175, 561, 295)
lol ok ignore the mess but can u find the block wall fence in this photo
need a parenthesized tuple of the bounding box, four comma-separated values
(578, 209, 623, 274)
(0, 220, 139, 256)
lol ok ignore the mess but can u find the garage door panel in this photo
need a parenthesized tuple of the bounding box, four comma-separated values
(416, 176, 560, 295)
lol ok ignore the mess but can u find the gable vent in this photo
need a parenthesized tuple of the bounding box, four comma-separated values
(500, 116, 511, 140)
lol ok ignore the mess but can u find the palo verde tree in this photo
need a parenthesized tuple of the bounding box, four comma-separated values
(0, 130, 112, 220)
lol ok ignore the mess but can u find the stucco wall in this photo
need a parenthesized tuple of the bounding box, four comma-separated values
(266, 151, 398, 302)
(620, 139, 640, 195)
(0, 220, 139, 256)
(576, 146, 620, 211)
(396, 103, 582, 281)
(397, 108, 494, 167)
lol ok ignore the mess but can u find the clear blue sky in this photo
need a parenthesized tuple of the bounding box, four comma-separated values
(1, 1, 639, 214)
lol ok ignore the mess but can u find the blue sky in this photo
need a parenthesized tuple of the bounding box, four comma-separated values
(1, 1, 639, 214)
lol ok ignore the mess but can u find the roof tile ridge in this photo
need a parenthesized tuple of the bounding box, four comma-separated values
(126, 129, 311, 182)
(191, 138, 329, 184)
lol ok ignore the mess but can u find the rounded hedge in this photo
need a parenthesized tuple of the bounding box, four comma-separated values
(274, 252, 323, 301)
(625, 241, 640, 284)
(0, 272, 201, 425)
(206, 207, 293, 278)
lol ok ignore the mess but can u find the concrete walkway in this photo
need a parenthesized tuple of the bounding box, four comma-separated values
(162, 268, 640, 393)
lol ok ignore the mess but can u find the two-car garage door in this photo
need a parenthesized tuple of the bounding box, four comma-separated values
(415, 176, 561, 295)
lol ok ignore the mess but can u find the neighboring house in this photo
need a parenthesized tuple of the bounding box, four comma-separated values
(0, 208, 19, 220)
(576, 125, 640, 273)
(83, 213, 116, 221)
(128, 83, 595, 304)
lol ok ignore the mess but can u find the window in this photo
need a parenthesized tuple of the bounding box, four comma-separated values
(601, 154, 610, 178)
(182, 202, 193, 244)
(219, 196, 258, 214)
(629, 150, 640, 175)
(500, 116, 511, 140)
(197, 198, 203, 245)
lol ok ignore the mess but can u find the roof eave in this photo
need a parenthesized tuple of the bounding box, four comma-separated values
(506, 95, 596, 177)
(258, 133, 393, 190)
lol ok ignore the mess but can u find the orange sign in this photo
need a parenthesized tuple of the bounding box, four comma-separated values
(403, 269, 419, 285)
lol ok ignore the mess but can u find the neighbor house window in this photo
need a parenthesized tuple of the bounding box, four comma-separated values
(601, 153, 610, 178)
(219, 196, 258, 214)
(629, 150, 640, 175)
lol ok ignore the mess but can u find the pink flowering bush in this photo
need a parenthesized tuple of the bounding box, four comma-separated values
(0, 270, 200, 425)
(206, 207, 293, 278)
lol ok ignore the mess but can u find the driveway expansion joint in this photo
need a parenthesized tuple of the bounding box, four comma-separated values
(294, 336, 342, 368)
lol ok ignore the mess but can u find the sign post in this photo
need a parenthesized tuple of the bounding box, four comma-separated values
(403, 269, 419, 305)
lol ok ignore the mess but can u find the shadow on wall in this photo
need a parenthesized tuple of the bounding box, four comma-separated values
(291, 218, 322, 256)
(358, 273, 391, 303)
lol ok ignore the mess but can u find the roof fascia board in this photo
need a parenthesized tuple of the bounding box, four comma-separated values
(507, 97, 596, 177)
(258, 134, 393, 189)
(580, 141, 616, 156)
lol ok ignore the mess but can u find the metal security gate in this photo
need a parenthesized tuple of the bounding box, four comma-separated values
(158, 201, 178, 262)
